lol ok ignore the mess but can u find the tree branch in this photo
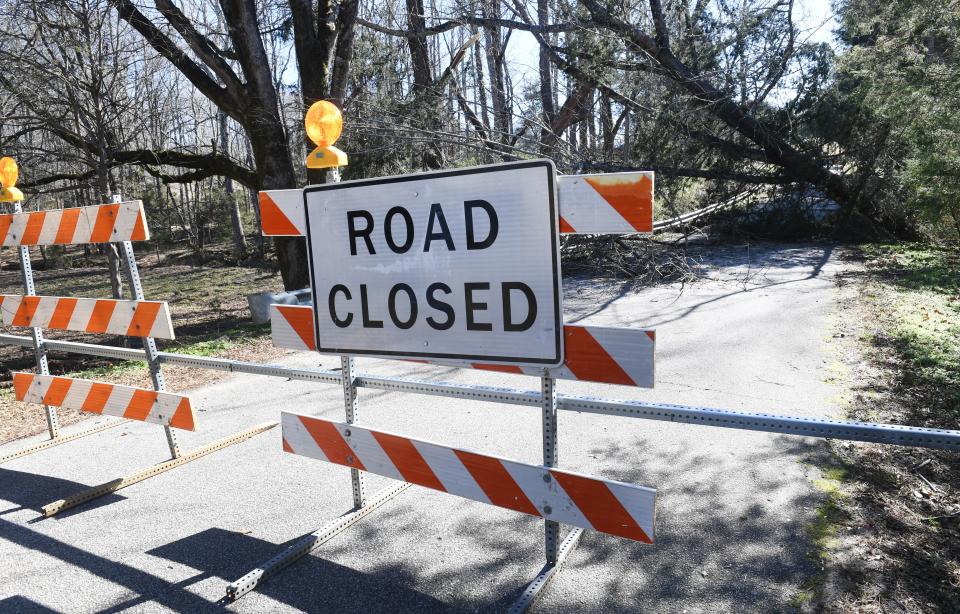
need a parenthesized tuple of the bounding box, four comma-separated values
(154, 0, 246, 98)
(108, 0, 243, 121)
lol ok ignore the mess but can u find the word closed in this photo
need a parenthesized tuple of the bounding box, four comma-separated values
(304, 160, 563, 366)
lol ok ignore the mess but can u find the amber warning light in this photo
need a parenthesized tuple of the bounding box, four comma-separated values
(305, 101, 347, 169)
(0, 157, 24, 203)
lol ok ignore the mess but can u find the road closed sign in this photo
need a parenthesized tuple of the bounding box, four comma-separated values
(304, 160, 563, 367)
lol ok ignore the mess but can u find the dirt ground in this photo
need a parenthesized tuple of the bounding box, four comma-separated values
(817, 247, 960, 613)
(0, 242, 289, 443)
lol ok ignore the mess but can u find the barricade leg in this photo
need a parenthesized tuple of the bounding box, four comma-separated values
(507, 374, 585, 613)
(12, 201, 59, 439)
(119, 238, 181, 459)
(225, 482, 409, 600)
(35, 226, 277, 515)
(342, 355, 365, 508)
(41, 421, 277, 516)
(224, 166, 411, 602)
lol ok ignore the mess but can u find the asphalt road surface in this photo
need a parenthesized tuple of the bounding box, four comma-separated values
(0, 242, 844, 613)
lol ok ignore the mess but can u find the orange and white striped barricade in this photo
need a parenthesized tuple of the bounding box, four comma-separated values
(0, 200, 276, 513)
(0, 295, 175, 339)
(256, 171, 654, 238)
(283, 414, 656, 542)
(226, 163, 658, 607)
(13, 373, 197, 431)
(270, 304, 655, 388)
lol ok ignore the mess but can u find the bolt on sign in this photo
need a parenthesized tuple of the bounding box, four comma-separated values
(304, 160, 563, 367)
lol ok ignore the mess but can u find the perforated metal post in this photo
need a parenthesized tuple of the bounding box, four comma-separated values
(326, 168, 365, 508)
(117, 210, 180, 459)
(542, 373, 559, 563)
(11, 201, 59, 438)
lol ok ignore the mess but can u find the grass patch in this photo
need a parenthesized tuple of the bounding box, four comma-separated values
(808, 464, 851, 559)
(166, 322, 271, 357)
(866, 243, 960, 423)
(791, 462, 853, 608)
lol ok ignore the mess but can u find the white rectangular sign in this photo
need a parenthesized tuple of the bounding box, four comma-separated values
(304, 160, 563, 367)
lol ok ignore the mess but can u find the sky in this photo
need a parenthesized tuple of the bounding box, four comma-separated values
(500, 0, 839, 108)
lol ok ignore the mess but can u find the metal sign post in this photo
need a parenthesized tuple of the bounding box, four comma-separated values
(325, 167, 366, 509)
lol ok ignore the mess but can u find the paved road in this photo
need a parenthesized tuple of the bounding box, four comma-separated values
(0, 242, 843, 613)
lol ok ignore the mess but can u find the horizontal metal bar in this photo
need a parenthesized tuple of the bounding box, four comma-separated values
(4, 334, 960, 451)
(558, 396, 960, 451)
(46, 338, 146, 361)
(0, 333, 35, 348)
(355, 374, 541, 406)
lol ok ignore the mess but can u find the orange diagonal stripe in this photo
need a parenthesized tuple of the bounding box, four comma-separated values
(124, 389, 158, 422)
(454, 450, 541, 517)
(127, 302, 162, 337)
(278, 306, 316, 350)
(86, 300, 117, 333)
(49, 297, 79, 329)
(551, 470, 652, 543)
(558, 215, 576, 234)
(372, 432, 446, 491)
(43, 377, 73, 406)
(563, 326, 635, 386)
(11, 296, 40, 327)
(55, 209, 81, 244)
(300, 416, 365, 469)
(584, 175, 653, 232)
(130, 207, 148, 241)
(259, 193, 302, 235)
(90, 204, 119, 243)
(81, 382, 113, 413)
(169, 397, 196, 431)
(20, 211, 46, 245)
(0, 214, 12, 244)
(473, 363, 524, 374)
(12, 373, 34, 401)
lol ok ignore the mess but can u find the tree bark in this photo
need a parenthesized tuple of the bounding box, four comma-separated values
(220, 110, 247, 260)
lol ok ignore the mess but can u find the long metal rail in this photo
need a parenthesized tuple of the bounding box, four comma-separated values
(3, 332, 959, 451)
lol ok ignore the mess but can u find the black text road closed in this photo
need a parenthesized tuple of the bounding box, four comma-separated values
(303, 160, 563, 366)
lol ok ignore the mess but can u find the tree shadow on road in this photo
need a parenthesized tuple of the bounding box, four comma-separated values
(0, 595, 60, 613)
(0, 467, 124, 517)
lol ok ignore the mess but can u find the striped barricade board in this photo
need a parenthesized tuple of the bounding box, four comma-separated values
(0, 295, 175, 339)
(282, 413, 656, 543)
(0, 201, 149, 246)
(13, 373, 196, 430)
(258, 171, 653, 237)
(271, 304, 655, 388)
